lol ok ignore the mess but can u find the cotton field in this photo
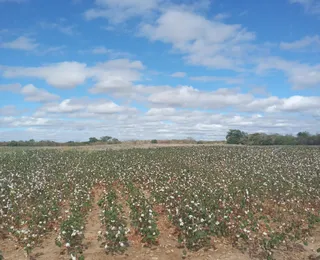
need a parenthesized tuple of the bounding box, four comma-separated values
(1, 146, 320, 260)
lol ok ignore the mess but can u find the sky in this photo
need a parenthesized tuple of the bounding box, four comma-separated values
(0, 0, 320, 141)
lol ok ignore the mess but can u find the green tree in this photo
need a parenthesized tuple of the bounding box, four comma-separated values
(100, 136, 112, 142)
(297, 131, 310, 145)
(226, 129, 248, 144)
(89, 137, 99, 143)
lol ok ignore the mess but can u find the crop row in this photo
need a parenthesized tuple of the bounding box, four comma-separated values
(1, 146, 320, 259)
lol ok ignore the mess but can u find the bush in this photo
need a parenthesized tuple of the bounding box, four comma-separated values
(151, 139, 158, 144)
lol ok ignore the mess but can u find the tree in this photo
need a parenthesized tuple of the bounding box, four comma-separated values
(297, 131, 310, 145)
(89, 137, 99, 143)
(100, 136, 112, 142)
(226, 129, 248, 144)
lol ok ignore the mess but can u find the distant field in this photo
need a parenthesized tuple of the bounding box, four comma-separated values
(0, 142, 226, 151)
(1, 146, 320, 260)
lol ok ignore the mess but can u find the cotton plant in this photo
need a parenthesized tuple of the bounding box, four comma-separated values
(1, 146, 320, 260)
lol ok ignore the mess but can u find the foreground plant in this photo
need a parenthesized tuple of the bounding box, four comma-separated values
(98, 189, 129, 254)
(1, 146, 320, 259)
(126, 182, 160, 246)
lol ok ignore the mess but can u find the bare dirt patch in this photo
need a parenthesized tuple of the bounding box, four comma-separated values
(82, 186, 105, 259)
(0, 232, 25, 260)
(272, 225, 320, 260)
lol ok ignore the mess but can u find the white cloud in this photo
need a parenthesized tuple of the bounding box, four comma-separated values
(2, 62, 87, 89)
(91, 46, 111, 54)
(88, 59, 144, 94)
(3, 106, 319, 142)
(257, 56, 320, 89)
(141, 9, 255, 70)
(0, 105, 20, 116)
(171, 72, 186, 78)
(39, 21, 77, 36)
(213, 13, 230, 20)
(89, 46, 132, 58)
(146, 107, 175, 116)
(21, 84, 60, 102)
(280, 35, 320, 51)
(265, 96, 320, 113)
(1, 36, 38, 51)
(41, 99, 84, 114)
(148, 85, 254, 109)
(35, 46, 66, 56)
(190, 76, 243, 84)
(145, 84, 320, 115)
(84, 0, 161, 23)
(289, 0, 320, 15)
(0, 83, 22, 93)
(87, 101, 136, 114)
(34, 98, 136, 117)
(249, 86, 269, 96)
(1, 59, 145, 96)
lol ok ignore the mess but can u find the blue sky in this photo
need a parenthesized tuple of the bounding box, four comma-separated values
(0, 0, 320, 141)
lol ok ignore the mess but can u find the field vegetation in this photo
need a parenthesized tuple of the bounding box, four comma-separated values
(1, 146, 320, 260)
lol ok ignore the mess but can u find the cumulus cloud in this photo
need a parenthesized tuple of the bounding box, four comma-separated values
(91, 46, 112, 54)
(280, 35, 320, 51)
(146, 107, 176, 116)
(2, 108, 319, 142)
(1, 59, 143, 90)
(265, 96, 320, 113)
(141, 9, 255, 70)
(0, 83, 22, 93)
(0, 105, 20, 116)
(289, 0, 320, 15)
(90, 47, 132, 58)
(148, 85, 253, 109)
(88, 59, 144, 94)
(1, 36, 38, 51)
(2, 62, 87, 88)
(213, 13, 230, 20)
(84, 0, 161, 23)
(146, 85, 320, 115)
(35, 98, 136, 117)
(171, 72, 186, 78)
(257, 56, 320, 89)
(190, 76, 243, 84)
(87, 101, 136, 114)
(21, 84, 60, 102)
(39, 21, 77, 36)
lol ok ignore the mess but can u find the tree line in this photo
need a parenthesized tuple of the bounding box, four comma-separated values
(0, 136, 120, 147)
(226, 129, 320, 145)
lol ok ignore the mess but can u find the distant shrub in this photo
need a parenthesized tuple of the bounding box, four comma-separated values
(197, 141, 204, 144)
(151, 139, 158, 144)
